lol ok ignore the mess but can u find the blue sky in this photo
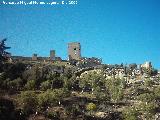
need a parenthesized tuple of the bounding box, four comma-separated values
(0, 0, 160, 68)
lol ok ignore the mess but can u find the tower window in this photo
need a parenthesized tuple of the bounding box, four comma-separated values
(74, 48, 76, 50)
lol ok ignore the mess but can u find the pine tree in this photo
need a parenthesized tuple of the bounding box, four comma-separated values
(0, 38, 11, 63)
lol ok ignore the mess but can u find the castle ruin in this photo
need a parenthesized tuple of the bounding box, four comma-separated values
(68, 42, 81, 61)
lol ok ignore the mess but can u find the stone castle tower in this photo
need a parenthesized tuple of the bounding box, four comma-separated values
(68, 42, 81, 60)
(32, 54, 37, 61)
(50, 50, 55, 60)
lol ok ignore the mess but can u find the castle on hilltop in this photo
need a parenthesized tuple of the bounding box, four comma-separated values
(8, 42, 157, 82)
(10, 42, 102, 67)
(9, 42, 152, 71)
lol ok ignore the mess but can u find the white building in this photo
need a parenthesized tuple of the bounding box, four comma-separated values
(141, 61, 152, 69)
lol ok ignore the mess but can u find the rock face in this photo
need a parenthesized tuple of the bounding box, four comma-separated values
(95, 112, 108, 118)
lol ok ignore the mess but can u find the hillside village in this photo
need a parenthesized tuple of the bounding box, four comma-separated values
(0, 39, 160, 120)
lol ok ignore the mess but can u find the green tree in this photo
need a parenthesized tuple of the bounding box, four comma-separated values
(63, 75, 72, 90)
(137, 93, 155, 103)
(40, 80, 51, 90)
(46, 111, 60, 120)
(2, 62, 26, 80)
(38, 90, 57, 108)
(24, 80, 36, 90)
(105, 78, 124, 102)
(111, 86, 123, 102)
(63, 75, 80, 90)
(0, 38, 10, 63)
(93, 86, 110, 103)
(144, 78, 154, 87)
(122, 107, 138, 120)
(18, 91, 38, 115)
(153, 86, 160, 99)
(137, 102, 156, 119)
(7, 77, 23, 90)
(0, 72, 6, 88)
(63, 68, 73, 79)
(79, 71, 105, 92)
(22, 65, 42, 88)
(38, 88, 70, 109)
(47, 72, 63, 89)
(65, 104, 81, 117)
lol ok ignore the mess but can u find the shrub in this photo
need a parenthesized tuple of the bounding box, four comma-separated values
(24, 80, 36, 90)
(65, 104, 81, 116)
(18, 91, 38, 115)
(79, 71, 105, 92)
(122, 107, 138, 120)
(111, 87, 123, 102)
(105, 78, 124, 102)
(137, 102, 156, 119)
(46, 111, 60, 120)
(93, 86, 110, 103)
(154, 86, 160, 98)
(86, 103, 96, 111)
(40, 80, 51, 90)
(38, 90, 58, 108)
(137, 102, 156, 114)
(38, 88, 70, 109)
(7, 77, 23, 90)
(137, 93, 155, 102)
(144, 78, 154, 87)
